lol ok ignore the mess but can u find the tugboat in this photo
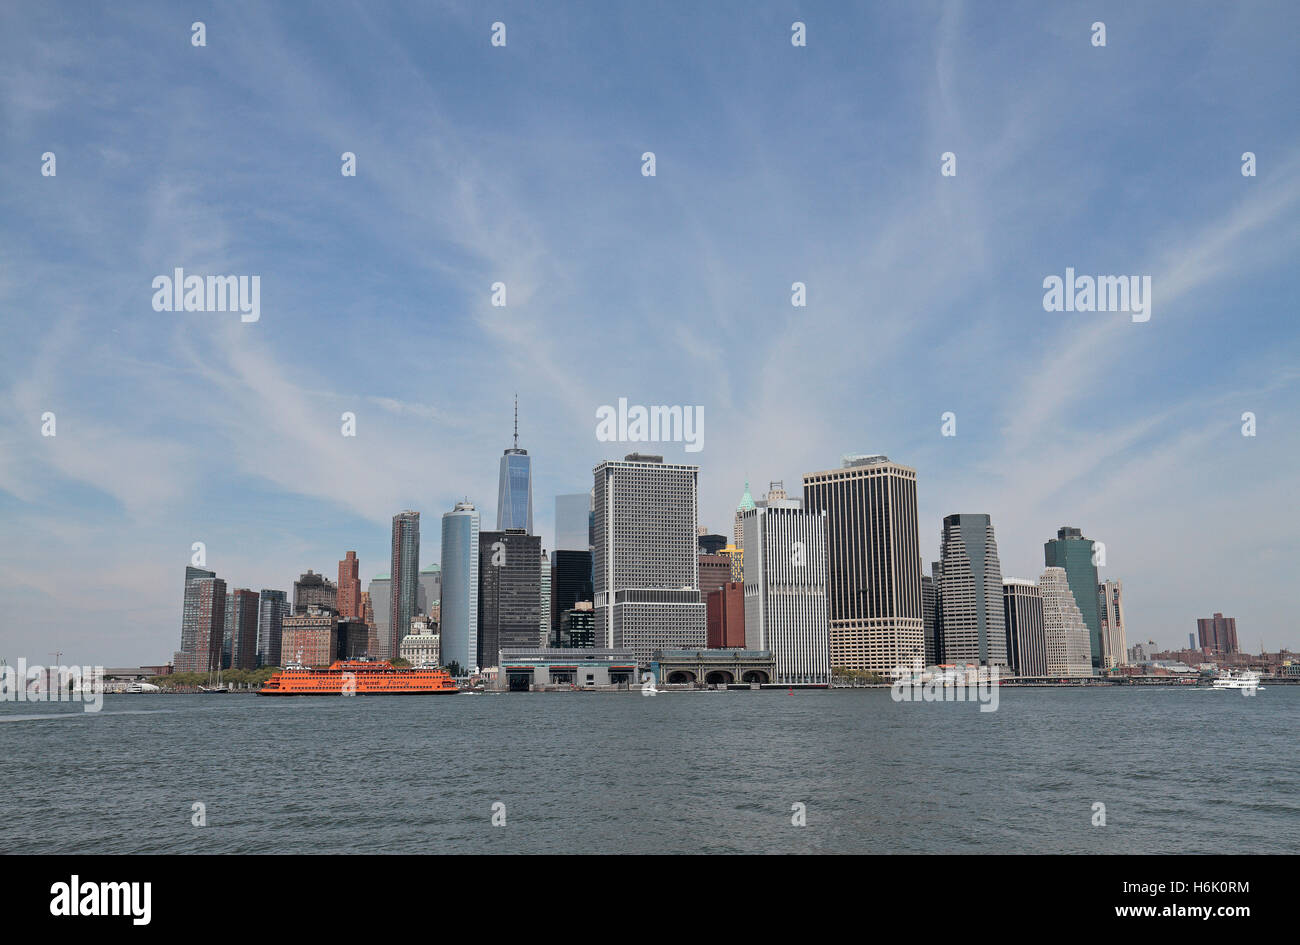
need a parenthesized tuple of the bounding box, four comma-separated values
(258, 654, 459, 696)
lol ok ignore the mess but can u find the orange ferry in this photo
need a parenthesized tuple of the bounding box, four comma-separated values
(258, 657, 459, 696)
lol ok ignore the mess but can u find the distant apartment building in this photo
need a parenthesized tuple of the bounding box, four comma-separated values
(698, 553, 732, 599)
(802, 455, 923, 678)
(1040, 567, 1093, 677)
(1002, 579, 1047, 677)
(478, 529, 542, 669)
(707, 582, 746, 648)
(1044, 526, 1104, 672)
(936, 514, 1008, 668)
(441, 501, 481, 672)
(390, 511, 421, 659)
(293, 570, 337, 616)
(281, 609, 336, 667)
(176, 569, 225, 674)
(539, 550, 551, 647)
(741, 506, 831, 686)
(594, 454, 707, 665)
(417, 563, 441, 621)
(1197, 612, 1239, 655)
(1098, 579, 1128, 668)
(921, 572, 938, 665)
(399, 619, 440, 666)
(256, 589, 289, 667)
(733, 481, 756, 549)
(337, 551, 362, 619)
(366, 575, 390, 658)
(282, 608, 368, 668)
(229, 588, 261, 670)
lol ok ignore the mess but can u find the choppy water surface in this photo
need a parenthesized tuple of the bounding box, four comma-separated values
(3, 687, 1296, 853)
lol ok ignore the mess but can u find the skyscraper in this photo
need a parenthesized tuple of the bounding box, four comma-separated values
(366, 575, 390, 659)
(337, 551, 361, 619)
(293, 570, 337, 615)
(539, 550, 551, 647)
(478, 529, 543, 668)
(733, 481, 756, 549)
(697, 553, 732, 599)
(1098, 579, 1128, 668)
(418, 563, 441, 619)
(593, 453, 706, 664)
(389, 511, 420, 659)
(707, 583, 746, 648)
(802, 455, 923, 678)
(229, 588, 261, 670)
(1040, 567, 1093, 677)
(936, 514, 1008, 668)
(551, 549, 594, 635)
(176, 573, 226, 674)
(1002, 579, 1047, 677)
(497, 397, 534, 533)
(441, 501, 480, 672)
(741, 506, 831, 685)
(555, 493, 591, 552)
(1043, 526, 1103, 672)
(1197, 612, 1239, 655)
(921, 571, 938, 666)
(256, 589, 289, 667)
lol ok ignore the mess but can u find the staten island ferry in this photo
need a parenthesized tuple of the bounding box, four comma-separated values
(258, 655, 459, 696)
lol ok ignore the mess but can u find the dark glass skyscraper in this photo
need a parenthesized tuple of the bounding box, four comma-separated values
(389, 510, 420, 659)
(497, 397, 534, 533)
(478, 529, 542, 668)
(257, 589, 289, 667)
(551, 549, 594, 634)
(1043, 526, 1102, 672)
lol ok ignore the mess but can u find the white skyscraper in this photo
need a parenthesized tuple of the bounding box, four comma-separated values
(937, 514, 1008, 668)
(594, 453, 706, 664)
(1040, 566, 1093, 677)
(441, 501, 480, 673)
(539, 549, 551, 647)
(1098, 579, 1128, 668)
(741, 506, 831, 685)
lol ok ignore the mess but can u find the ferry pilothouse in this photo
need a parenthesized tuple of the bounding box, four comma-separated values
(258, 653, 459, 696)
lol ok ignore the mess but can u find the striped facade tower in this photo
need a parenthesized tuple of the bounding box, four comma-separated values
(741, 506, 830, 686)
(801, 455, 923, 678)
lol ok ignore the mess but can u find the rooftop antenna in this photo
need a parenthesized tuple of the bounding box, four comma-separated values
(513, 393, 519, 449)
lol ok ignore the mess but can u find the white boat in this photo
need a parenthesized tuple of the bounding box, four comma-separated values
(1211, 670, 1263, 691)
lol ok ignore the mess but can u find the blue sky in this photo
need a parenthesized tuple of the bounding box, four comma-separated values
(2, 1, 1298, 665)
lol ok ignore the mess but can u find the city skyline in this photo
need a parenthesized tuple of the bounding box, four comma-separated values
(3, 4, 1299, 665)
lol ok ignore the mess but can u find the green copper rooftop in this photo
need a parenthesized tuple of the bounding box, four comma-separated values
(736, 480, 756, 511)
(420, 563, 440, 573)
